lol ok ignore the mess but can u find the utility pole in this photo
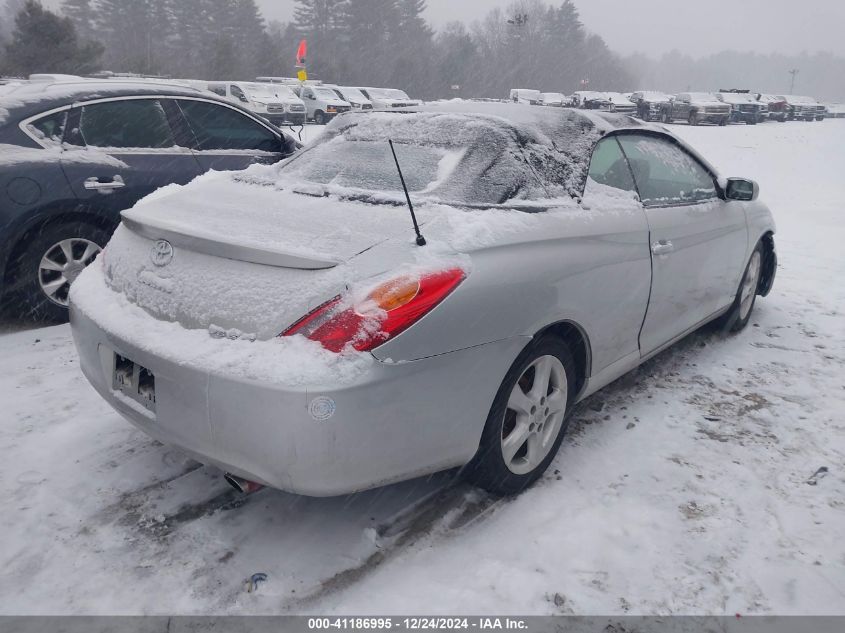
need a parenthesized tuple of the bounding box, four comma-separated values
(507, 13, 529, 88)
(788, 68, 799, 94)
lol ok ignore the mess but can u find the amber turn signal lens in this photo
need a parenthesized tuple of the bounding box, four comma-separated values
(367, 277, 421, 312)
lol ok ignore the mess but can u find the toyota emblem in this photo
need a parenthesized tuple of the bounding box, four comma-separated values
(150, 240, 174, 267)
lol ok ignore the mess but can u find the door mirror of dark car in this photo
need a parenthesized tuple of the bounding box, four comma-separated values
(725, 177, 759, 201)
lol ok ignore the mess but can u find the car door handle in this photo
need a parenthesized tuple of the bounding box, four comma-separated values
(84, 175, 125, 194)
(652, 240, 675, 256)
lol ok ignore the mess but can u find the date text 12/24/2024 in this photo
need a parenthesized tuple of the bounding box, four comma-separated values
(308, 618, 528, 630)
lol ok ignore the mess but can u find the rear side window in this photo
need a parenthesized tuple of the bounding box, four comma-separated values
(587, 137, 636, 193)
(79, 99, 175, 149)
(617, 135, 717, 206)
(28, 110, 67, 145)
(177, 100, 280, 152)
(208, 85, 227, 97)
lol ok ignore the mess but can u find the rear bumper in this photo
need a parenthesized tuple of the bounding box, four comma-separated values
(69, 279, 526, 496)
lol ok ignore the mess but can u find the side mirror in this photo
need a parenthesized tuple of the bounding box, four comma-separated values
(725, 177, 759, 201)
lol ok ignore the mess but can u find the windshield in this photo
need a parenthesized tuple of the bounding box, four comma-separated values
(367, 88, 410, 100)
(314, 87, 341, 100)
(336, 87, 368, 102)
(243, 83, 296, 100)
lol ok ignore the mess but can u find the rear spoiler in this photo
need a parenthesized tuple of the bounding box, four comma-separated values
(121, 210, 339, 270)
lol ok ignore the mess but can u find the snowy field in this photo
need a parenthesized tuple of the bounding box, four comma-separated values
(1, 120, 843, 615)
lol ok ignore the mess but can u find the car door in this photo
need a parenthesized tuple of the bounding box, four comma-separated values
(174, 98, 290, 172)
(60, 97, 202, 216)
(674, 94, 691, 120)
(616, 133, 748, 356)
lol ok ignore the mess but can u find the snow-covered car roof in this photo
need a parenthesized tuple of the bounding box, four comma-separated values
(717, 92, 759, 104)
(635, 91, 671, 102)
(682, 92, 720, 101)
(779, 95, 820, 105)
(0, 80, 206, 128)
(282, 103, 647, 202)
(602, 92, 634, 104)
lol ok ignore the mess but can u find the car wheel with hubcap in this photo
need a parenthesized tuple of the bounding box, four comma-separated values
(463, 336, 576, 495)
(12, 220, 110, 322)
(718, 242, 764, 333)
(314, 111, 326, 125)
(688, 112, 699, 126)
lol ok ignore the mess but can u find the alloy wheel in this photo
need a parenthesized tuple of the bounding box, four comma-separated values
(38, 238, 102, 306)
(739, 251, 762, 320)
(500, 355, 568, 475)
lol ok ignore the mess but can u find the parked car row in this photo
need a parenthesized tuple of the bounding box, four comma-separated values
(256, 78, 420, 124)
(629, 89, 828, 125)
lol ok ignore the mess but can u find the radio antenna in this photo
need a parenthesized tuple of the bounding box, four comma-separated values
(388, 139, 426, 246)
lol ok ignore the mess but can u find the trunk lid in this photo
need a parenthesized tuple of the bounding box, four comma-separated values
(104, 171, 417, 339)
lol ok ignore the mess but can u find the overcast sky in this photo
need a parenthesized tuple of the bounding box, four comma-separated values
(254, 0, 845, 58)
(36, 0, 844, 58)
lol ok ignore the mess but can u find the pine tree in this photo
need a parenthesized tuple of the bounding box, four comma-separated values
(293, 0, 349, 80)
(3, 0, 102, 75)
(0, 0, 26, 41)
(341, 0, 400, 85)
(60, 0, 94, 39)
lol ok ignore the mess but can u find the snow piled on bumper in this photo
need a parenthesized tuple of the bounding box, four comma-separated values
(69, 261, 375, 388)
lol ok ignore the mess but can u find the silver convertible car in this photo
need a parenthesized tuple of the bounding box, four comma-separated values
(70, 103, 776, 496)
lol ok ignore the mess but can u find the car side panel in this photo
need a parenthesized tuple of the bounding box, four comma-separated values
(0, 159, 80, 295)
(371, 205, 653, 381)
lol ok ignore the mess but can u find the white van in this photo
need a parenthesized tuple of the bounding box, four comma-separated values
(207, 81, 307, 126)
(539, 92, 566, 107)
(294, 84, 353, 124)
(355, 87, 421, 109)
(509, 89, 541, 105)
(324, 85, 374, 110)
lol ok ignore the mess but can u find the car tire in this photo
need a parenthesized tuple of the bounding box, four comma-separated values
(661, 111, 672, 124)
(314, 111, 326, 125)
(719, 117, 728, 126)
(718, 242, 764, 333)
(688, 112, 699, 126)
(13, 220, 110, 323)
(462, 335, 577, 496)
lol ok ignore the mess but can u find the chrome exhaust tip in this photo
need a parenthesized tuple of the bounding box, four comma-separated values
(224, 473, 264, 495)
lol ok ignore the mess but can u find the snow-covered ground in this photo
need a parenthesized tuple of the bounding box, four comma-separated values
(1, 120, 843, 615)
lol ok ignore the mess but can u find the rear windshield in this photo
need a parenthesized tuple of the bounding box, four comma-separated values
(276, 111, 592, 205)
(282, 139, 458, 193)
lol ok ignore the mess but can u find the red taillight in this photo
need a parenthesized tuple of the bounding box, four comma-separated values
(282, 268, 466, 352)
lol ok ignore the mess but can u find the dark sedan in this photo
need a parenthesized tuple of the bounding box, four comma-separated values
(0, 79, 298, 321)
